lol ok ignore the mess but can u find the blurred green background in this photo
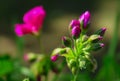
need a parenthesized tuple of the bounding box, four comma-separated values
(0, 0, 120, 81)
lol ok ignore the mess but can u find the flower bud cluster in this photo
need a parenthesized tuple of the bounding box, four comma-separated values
(51, 11, 106, 74)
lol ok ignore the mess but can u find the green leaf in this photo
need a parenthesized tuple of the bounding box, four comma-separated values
(20, 67, 35, 79)
(0, 58, 14, 76)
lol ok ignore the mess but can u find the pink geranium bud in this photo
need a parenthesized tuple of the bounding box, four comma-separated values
(71, 26, 81, 39)
(101, 28, 106, 31)
(79, 11, 90, 28)
(94, 27, 106, 36)
(15, 6, 46, 37)
(23, 53, 37, 62)
(101, 28, 106, 36)
(100, 43, 105, 48)
(51, 54, 59, 62)
(92, 43, 105, 51)
(69, 19, 80, 29)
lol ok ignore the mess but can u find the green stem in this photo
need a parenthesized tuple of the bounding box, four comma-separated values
(74, 40, 78, 55)
(71, 48, 76, 56)
(45, 75, 48, 81)
(73, 75, 77, 81)
(73, 69, 79, 81)
(36, 34, 43, 53)
(16, 36, 24, 62)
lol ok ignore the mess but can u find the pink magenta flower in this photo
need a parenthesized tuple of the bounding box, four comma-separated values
(69, 19, 80, 29)
(15, 6, 46, 37)
(71, 26, 81, 39)
(15, 24, 39, 37)
(79, 11, 90, 28)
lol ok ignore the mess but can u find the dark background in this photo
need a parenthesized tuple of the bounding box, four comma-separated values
(0, 0, 119, 55)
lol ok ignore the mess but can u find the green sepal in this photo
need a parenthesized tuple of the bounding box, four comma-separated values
(94, 28, 106, 36)
(82, 44, 91, 51)
(51, 48, 66, 56)
(81, 35, 89, 42)
(88, 35, 101, 43)
(91, 43, 103, 51)
(67, 59, 77, 69)
(26, 53, 37, 62)
(62, 36, 72, 47)
(61, 48, 74, 58)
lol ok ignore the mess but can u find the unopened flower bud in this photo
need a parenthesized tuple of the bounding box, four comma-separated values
(79, 11, 91, 29)
(89, 35, 103, 43)
(94, 27, 106, 36)
(91, 43, 105, 51)
(62, 36, 72, 47)
(52, 48, 66, 55)
(51, 54, 59, 62)
(24, 53, 37, 62)
(71, 26, 81, 39)
(69, 19, 80, 29)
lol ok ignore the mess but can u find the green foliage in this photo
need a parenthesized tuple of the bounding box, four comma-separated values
(0, 55, 14, 76)
(23, 78, 29, 81)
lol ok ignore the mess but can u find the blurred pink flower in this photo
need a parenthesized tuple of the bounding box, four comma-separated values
(23, 54, 28, 61)
(15, 6, 46, 37)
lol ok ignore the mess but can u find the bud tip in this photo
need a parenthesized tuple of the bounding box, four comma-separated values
(69, 19, 80, 29)
(51, 54, 58, 62)
(102, 27, 106, 32)
(62, 36, 66, 41)
(100, 43, 105, 47)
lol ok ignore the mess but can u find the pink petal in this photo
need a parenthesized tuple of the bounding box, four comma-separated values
(79, 11, 91, 28)
(69, 19, 80, 29)
(14, 24, 39, 36)
(14, 24, 24, 37)
(23, 6, 46, 28)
